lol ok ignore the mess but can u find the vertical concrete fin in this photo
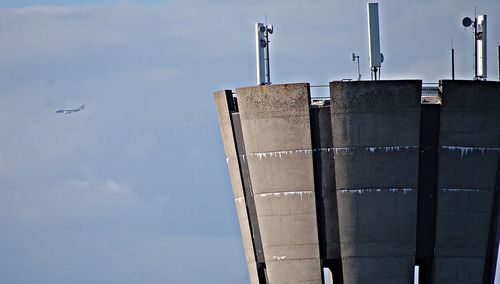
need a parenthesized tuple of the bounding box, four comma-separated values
(330, 80, 422, 284)
(434, 80, 500, 284)
(213, 90, 260, 284)
(236, 83, 323, 284)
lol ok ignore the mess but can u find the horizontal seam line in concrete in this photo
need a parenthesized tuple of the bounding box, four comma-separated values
(331, 110, 420, 115)
(225, 146, 421, 160)
(340, 255, 416, 258)
(438, 188, 492, 192)
(265, 243, 319, 248)
(266, 258, 321, 262)
(433, 255, 488, 259)
(440, 146, 500, 151)
(253, 190, 314, 197)
(338, 188, 415, 192)
(437, 209, 492, 213)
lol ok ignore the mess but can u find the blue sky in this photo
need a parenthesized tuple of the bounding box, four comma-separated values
(0, 0, 165, 7)
(0, 0, 498, 283)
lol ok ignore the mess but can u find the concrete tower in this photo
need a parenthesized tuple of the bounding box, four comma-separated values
(214, 80, 500, 284)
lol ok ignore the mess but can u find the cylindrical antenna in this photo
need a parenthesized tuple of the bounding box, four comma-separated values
(367, 3, 382, 81)
(255, 23, 266, 85)
(476, 15, 487, 80)
(255, 22, 273, 85)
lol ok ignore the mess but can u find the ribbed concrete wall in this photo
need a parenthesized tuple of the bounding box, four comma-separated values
(213, 90, 260, 284)
(213, 80, 500, 284)
(236, 84, 322, 284)
(329, 81, 422, 284)
(433, 80, 500, 283)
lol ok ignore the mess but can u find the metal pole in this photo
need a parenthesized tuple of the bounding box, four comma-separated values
(498, 45, 500, 82)
(452, 48, 455, 80)
(474, 18, 478, 79)
(265, 29, 271, 84)
(356, 56, 361, 80)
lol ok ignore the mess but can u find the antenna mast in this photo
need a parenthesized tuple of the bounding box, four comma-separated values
(255, 22, 274, 85)
(462, 13, 487, 80)
(451, 38, 455, 80)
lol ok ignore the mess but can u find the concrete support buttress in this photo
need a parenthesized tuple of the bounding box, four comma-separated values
(330, 81, 422, 284)
(433, 80, 500, 283)
(213, 90, 260, 284)
(236, 84, 323, 284)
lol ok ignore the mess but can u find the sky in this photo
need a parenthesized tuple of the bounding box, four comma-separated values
(0, 0, 498, 283)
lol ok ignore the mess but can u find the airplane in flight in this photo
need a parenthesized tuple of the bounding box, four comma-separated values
(55, 104, 85, 114)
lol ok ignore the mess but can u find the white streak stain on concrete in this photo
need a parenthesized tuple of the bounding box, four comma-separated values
(440, 188, 480, 193)
(241, 146, 419, 160)
(234, 197, 244, 203)
(365, 146, 419, 153)
(340, 188, 414, 194)
(229, 145, 498, 162)
(442, 146, 500, 158)
(255, 191, 313, 201)
(272, 256, 287, 261)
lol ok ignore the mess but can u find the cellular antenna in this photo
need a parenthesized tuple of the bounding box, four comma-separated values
(476, 15, 487, 80)
(255, 22, 274, 85)
(367, 3, 383, 80)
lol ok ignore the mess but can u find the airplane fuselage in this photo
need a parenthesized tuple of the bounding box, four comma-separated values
(55, 104, 85, 114)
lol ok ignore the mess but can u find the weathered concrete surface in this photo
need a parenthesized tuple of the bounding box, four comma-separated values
(232, 113, 266, 264)
(213, 90, 260, 284)
(330, 80, 422, 284)
(236, 84, 322, 284)
(434, 80, 500, 284)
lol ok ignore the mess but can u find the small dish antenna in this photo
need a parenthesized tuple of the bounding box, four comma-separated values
(462, 17, 472, 27)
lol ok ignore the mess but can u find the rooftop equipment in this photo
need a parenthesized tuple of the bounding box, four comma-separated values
(255, 23, 273, 85)
(367, 3, 383, 80)
(462, 14, 487, 80)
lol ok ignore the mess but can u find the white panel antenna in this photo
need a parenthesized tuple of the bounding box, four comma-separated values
(367, 3, 382, 80)
(476, 15, 487, 79)
(255, 23, 273, 85)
